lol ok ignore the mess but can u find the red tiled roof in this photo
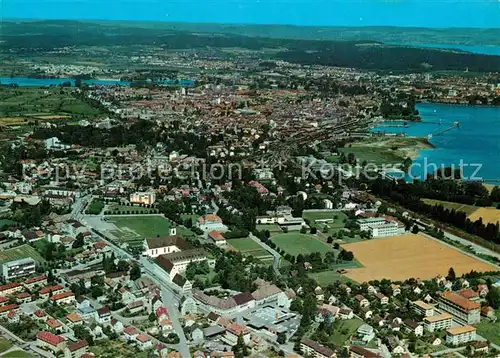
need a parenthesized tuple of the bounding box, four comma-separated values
(0, 304, 18, 313)
(440, 291, 480, 311)
(136, 333, 150, 343)
(123, 327, 139, 335)
(94, 242, 107, 249)
(458, 289, 479, 299)
(24, 275, 47, 285)
(50, 291, 75, 301)
(0, 282, 21, 292)
(16, 292, 31, 299)
(67, 339, 88, 352)
(40, 285, 64, 295)
(36, 331, 65, 346)
(46, 319, 63, 329)
(34, 310, 46, 317)
(208, 231, 226, 241)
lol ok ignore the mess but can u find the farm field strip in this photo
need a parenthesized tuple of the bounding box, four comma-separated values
(342, 233, 497, 283)
(468, 207, 500, 225)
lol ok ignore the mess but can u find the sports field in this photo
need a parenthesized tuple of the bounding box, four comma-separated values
(271, 233, 333, 256)
(341, 234, 497, 283)
(422, 198, 478, 216)
(108, 216, 171, 247)
(468, 207, 500, 225)
(0, 245, 46, 265)
(228, 238, 274, 261)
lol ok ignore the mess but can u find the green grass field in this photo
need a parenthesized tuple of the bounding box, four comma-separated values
(421, 198, 478, 216)
(1, 350, 33, 358)
(0, 245, 46, 265)
(228, 238, 274, 260)
(0, 338, 13, 353)
(85, 199, 105, 215)
(108, 216, 171, 246)
(256, 224, 283, 234)
(0, 87, 106, 119)
(474, 311, 500, 346)
(271, 233, 333, 256)
(0, 219, 17, 230)
(329, 318, 364, 346)
(308, 269, 357, 285)
(327, 147, 402, 165)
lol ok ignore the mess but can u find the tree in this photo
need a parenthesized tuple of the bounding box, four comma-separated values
(411, 225, 420, 234)
(129, 264, 141, 280)
(447, 267, 456, 281)
(72, 234, 85, 249)
(310, 227, 317, 234)
(117, 260, 130, 273)
(486, 287, 500, 309)
(324, 251, 336, 264)
(327, 236, 333, 244)
(300, 227, 307, 234)
(233, 333, 248, 358)
(149, 311, 156, 322)
(277, 332, 287, 344)
(90, 286, 103, 299)
(290, 298, 303, 312)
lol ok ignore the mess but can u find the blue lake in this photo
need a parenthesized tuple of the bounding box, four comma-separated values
(389, 43, 500, 56)
(0, 77, 194, 87)
(371, 103, 500, 182)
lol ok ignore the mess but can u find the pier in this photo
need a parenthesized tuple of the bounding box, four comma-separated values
(427, 121, 460, 139)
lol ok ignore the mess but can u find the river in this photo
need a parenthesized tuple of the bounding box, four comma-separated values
(371, 103, 500, 183)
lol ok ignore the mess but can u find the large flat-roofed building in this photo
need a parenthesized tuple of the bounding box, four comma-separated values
(1, 258, 36, 280)
(412, 300, 435, 317)
(423, 313, 453, 332)
(130, 190, 156, 205)
(446, 325, 476, 345)
(357, 217, 404, 238)
(439, 291, 481, 324)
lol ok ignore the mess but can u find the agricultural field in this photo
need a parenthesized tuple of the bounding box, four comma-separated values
(0, 244, 46, 265)
(271, 233, 333, 257)
(422, 198, 478, 216)
(468, 207, 500, 225)
(227, 237, 274, 262)
(0, 87, 106, 120)
(342, 233, 498, 283)
(107, 215, 171, 247)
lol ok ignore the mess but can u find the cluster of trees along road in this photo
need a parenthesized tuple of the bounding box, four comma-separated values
(370, 177, 500, 245)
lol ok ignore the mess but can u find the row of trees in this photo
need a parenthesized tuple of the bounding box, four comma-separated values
(370, 178, 500, 244)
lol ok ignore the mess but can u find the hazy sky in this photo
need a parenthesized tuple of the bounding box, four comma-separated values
(2, 0, 500, 28)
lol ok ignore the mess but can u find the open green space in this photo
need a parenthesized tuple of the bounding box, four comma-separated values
(0, 338, 13, 353)
(0, 244, 46, 265)
(85, 199, 105, 215)
(421, 198, 478, 216)
(108, 216, 171, 244)
(329, 318, 364, 347)
(256, 224, 282, 234)
(227, 237, 274, 261)
(0, 219, 17, 230)
(1, 350, 33, 358)
(89, 340, 149, 358)
(0, 87, 106, 119)
(327, 147, 402, 165)
(303, 211, 347, 228)
(309, 269, 357, 285)
(271, 233, 333, 257)
(474, 311, 500, 346)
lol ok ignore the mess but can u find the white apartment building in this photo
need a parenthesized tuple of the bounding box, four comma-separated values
(412, 300, 435, 317)
(439, 291, 481, 324)
(130, 190, 156, 205)
(423, 313, 453, 332)
(300, 339, 336, 358)
(1, 258, 36, 280)
(446, 326, 476, 345)
(357, 217, 405, 238)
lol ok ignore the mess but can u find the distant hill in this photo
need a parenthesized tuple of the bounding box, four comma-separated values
(2, 20, 500, 72)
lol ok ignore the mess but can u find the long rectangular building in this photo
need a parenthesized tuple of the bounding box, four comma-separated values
(439, 291, 480, 324)
(423, 313, 453, 332)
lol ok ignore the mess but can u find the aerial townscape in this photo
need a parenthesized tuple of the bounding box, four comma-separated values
(1, 6, 500, 358)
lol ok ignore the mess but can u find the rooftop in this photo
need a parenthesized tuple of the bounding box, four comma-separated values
(447, 325, 476, 335)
